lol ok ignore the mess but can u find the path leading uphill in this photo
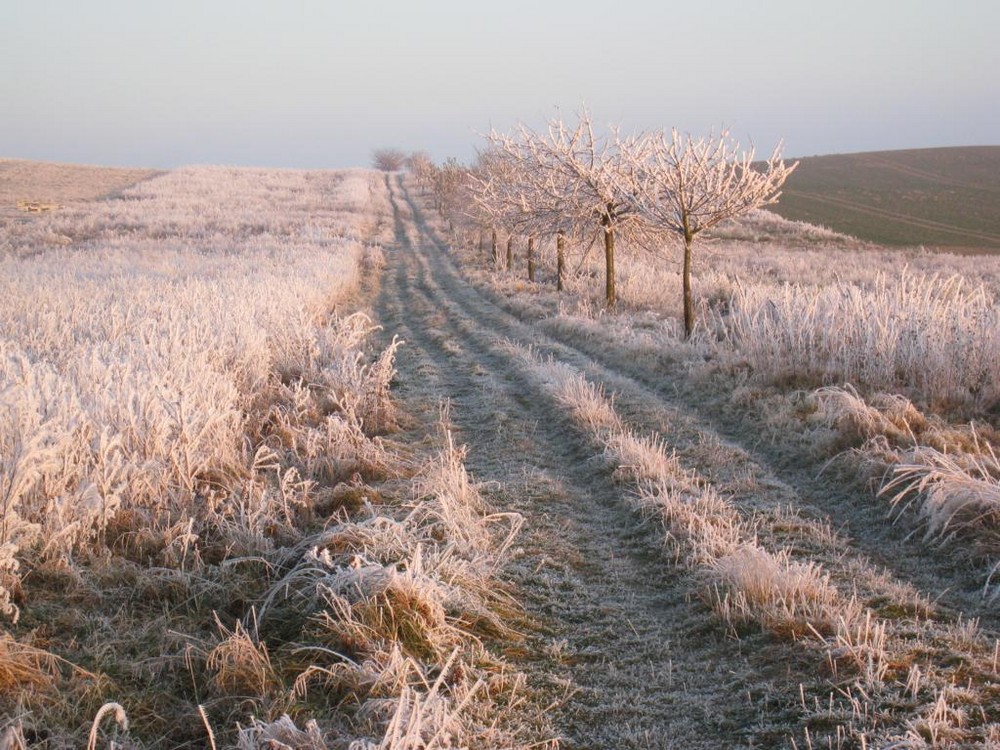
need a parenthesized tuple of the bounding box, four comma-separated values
(369, 174, 1000, 748)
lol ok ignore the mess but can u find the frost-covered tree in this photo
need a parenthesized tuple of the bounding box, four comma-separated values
(472, 145, 556, 281)
(405, 151, 435, 189)
(470, 149, 528, 270)
(431, 158, 471, 225)
(483, 112, 643, 308)
(631, 130, 797, 337)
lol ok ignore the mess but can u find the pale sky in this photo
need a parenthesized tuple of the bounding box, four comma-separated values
(2, 0, 997, 168)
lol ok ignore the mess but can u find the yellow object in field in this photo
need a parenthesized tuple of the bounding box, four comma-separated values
(16, 199, 60, 212)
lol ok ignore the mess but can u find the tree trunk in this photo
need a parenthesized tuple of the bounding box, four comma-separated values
(682, 234, 694, 338)
(491, 228, 499, 268)
(602, 217, 616, 310)
(556, 232, 565, 291)
(506, 235, 514, 271)
(527, 235, 536, 282)
(478, 228, 485, 253)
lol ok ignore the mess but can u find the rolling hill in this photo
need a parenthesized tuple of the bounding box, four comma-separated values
(768, 146, 1000, 251)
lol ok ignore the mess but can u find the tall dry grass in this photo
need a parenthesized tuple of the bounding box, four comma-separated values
(0, 168, 393, 621)
(808, 385, 1000, 601)
(240, 431, 532, 749)
(718, 271, 1000, 414)
(880, 439, 1000, 597)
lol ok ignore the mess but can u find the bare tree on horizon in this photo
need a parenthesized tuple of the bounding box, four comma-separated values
(372, 148, 407, 172)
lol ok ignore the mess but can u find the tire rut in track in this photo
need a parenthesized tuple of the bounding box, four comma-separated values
(371, 177, 808, 748)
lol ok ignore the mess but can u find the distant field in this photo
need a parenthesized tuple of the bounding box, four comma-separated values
(0, 157, 160, 217)
(769, 146, 1000, 251)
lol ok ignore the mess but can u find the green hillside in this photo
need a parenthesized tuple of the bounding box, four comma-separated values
(769, 146, 1000, 250)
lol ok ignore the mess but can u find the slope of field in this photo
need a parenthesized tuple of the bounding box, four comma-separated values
(769, 146, 1000, 250)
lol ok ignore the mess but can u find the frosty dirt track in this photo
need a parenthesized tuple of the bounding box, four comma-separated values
(372, 176, 817, 748)
(370, 174, 1000, 748)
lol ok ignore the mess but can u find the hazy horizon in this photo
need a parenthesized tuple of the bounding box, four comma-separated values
(3, 0, 997, 169)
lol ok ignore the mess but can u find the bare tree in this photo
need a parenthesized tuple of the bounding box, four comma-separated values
(432, 158, 472, 223)
(471, 149, 528, 270)
(371, 148, 407, 172)
(405, 150, 432, 172)
(631, 130, 797, 337)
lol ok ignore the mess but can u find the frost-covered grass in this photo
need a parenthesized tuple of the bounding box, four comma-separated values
(0, 168, 381, 619)
(719, 270, 1000, 414)
(0, 166, 542, 749)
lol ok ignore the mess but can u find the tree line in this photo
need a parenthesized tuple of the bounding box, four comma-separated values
(374, 111, 796, 338)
